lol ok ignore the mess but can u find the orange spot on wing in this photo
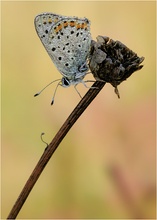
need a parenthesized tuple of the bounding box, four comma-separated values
(57, 23, 62, 31)
(81, 23, 85, 29)
(76, 23, 81, 29)
(84, 23, 88, 28)
(70, 21, 75, 27)
(54, 26, 58, 33)
(63, 21, 68, 28)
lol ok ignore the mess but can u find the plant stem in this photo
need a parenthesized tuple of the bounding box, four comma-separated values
(7, 80, 106, 219)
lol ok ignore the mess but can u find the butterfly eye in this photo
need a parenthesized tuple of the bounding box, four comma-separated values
(62, 77, 70, 87)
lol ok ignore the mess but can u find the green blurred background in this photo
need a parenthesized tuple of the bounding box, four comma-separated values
(2, 1, 156, 219)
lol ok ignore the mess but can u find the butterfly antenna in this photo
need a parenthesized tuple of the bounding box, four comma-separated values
(51, 81, 62, 105)
(34, 79, 61, 97)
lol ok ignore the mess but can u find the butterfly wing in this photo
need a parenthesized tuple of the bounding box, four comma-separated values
(34, 13, 91, 80)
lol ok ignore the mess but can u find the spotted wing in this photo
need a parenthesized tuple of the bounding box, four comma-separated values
(34, 13, 91, 79)
(34, 13, 63, 48)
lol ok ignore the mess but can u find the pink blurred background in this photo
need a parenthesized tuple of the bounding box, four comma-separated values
(2, 1, 156, 219)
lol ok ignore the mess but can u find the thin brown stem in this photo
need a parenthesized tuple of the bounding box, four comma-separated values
(7, 80, 106, 219)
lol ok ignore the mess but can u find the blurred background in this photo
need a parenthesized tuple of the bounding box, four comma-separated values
(1, 1, 156, 219)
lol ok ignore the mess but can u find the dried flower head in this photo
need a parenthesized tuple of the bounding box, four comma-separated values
(89, 36, 145, 98)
